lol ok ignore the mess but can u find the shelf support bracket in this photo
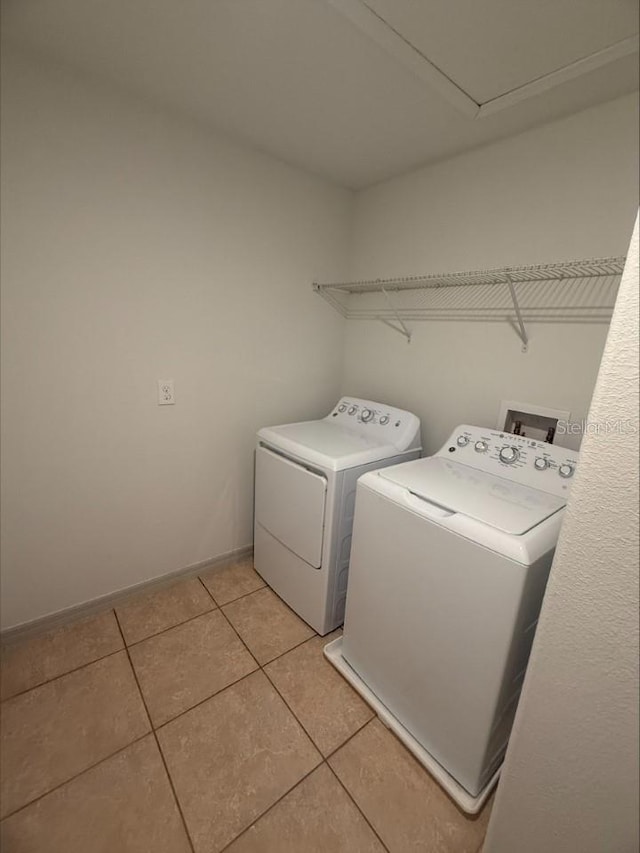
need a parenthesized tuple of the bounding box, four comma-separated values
(506, 276, 528, 352)
(381, 287, 411, 342)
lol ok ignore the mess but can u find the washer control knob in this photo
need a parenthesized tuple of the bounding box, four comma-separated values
(456, 435, 469, 447)
(361, 408, 374, 423)
(474, 441, 488, 453)
(499, 446, 519, 464)
(558, 463, 575, 479)
(534, 457, 549, 471)
(379, 415, 390, 425)
(338, 404, 347, 413)
(348, 406, 357, 415)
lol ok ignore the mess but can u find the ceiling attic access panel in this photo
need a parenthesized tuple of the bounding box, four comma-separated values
(329, 0, 639, 118)
(364, 0, 639, 102)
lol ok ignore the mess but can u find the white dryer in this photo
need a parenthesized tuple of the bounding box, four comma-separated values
(325, 424, 579, 812)
(254, 398, 421, 635)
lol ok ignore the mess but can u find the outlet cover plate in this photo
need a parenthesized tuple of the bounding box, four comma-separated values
(158, 380, 175, 405)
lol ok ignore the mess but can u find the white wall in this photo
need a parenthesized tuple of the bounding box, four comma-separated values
(0, 48, 352, 629)
(484, 214, 639, 853)
(343, 94, 639, 454)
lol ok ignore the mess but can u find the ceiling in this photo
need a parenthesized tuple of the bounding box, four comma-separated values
(2, 0, 638, 188)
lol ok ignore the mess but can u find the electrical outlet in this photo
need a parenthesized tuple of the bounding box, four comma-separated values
(158, 379, 175, 405)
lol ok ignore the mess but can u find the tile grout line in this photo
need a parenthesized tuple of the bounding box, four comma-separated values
(262, 664, 325, 761)
(0, 637, 125, 704)
(112, 610, 197, 853)
(258, 632, 319, 667)
(197, 575, 321, 672)
(154, 668, 261, 731)
(199, 574, 319, 666)
(0, 731, 151, 823)
(144, 628, 328, 736)
(213, 748, 390, 853)
(326, 755, 391, 853)
(257, 666, 391, 849)
(111, 611, 153, 731)
(217, 605, 321, 670)
(197, 579, 262, 671)
(139, 613, 322, 732)
(328, 722, 493, 850)
(123, 603, 218, 649)
(323, 714, 375, 762)
(258, 659, 389, 853)
(261, 666, 324, 756)
(197, 574, 267, 609)
(215, 761, 325, 853)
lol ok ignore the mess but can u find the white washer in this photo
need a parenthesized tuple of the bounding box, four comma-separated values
(254, 397, 421, 635)
(325, 424, 579, 812)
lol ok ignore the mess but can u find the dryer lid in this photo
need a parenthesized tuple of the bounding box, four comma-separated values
(379, 456, 566, 535)
(258, 421, 400, 471)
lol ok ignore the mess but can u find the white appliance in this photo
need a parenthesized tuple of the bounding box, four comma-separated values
(254, 398, 421, 635)
(325, 424, 579, 812)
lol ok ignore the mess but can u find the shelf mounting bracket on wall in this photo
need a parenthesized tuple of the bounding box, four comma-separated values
(380, 286, 411, 342)
(505, 275, 529, 352)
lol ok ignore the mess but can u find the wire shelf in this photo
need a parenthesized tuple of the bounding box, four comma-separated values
(313, 257, 625, 349)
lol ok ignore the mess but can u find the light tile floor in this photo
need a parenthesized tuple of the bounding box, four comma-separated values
(0, 558, 493, 852)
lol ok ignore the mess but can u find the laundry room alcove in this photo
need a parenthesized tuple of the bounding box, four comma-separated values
(314, 256, 626, 350)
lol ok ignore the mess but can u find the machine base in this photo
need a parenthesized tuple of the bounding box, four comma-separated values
(323, 636, 500, 814)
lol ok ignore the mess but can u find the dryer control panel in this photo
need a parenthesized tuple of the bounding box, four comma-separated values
(437, 424, 579, 497)
(328, 397, 421, 452)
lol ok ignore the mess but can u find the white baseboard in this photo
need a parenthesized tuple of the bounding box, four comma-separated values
(1, 545, 253, 644)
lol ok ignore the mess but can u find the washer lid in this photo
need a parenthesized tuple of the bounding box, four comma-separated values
(258, 421, 399, 471)
(379, 456, 566, 535)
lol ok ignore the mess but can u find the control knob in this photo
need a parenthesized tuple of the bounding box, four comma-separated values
(499, 446, 519, 464)
(558, 463, 575, 479)
(534, 457, 549, 470)
(338, 404, 347, 413)
(361, 408, 374, 423)
(348, 406, 357, 415)
(456, 435, 469, 447)
(474, 440, 488, 453)
(379, 415, 389, 425)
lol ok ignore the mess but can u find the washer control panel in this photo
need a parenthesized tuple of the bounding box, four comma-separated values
(437, 424, 579, 496)
(329, 397, 421, 452)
